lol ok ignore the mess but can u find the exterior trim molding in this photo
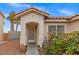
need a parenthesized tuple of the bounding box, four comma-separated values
(15, 7, 49, 18)
(15, 7, 79, 22)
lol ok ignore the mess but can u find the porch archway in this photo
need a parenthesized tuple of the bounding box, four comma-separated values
(26, 22, 39, 45)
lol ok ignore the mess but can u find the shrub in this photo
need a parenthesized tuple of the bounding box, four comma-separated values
(42, 31, 79, 55)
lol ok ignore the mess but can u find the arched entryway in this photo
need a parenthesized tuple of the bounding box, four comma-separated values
(26, 22, 39, 45)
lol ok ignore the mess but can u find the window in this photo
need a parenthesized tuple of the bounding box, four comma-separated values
(48, 25, 64, 35)
(57, 25, 64, 34)
(48, 25, 56, 34)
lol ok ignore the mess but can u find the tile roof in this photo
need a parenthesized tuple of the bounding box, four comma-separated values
(16, 7, 49, 17)
(16, 7, 79, 20)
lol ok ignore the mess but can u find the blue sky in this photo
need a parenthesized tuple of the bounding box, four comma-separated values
(1, 3, 79, 32)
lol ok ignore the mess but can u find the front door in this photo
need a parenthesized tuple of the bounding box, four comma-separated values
(28, 27, 35, 43)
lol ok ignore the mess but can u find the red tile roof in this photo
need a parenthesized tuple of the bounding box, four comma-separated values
(15, 7, 79, 21)
(16, 7, 49, 17)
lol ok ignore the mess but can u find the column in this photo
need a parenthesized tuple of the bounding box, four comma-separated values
(20, 23, 27, 46)
(38, 23, 44, 47)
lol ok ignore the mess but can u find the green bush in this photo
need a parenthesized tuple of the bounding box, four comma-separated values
(42, 31, 79, 55)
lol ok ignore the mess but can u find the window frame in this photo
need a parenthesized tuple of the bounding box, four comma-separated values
(48, 24, 65, 35)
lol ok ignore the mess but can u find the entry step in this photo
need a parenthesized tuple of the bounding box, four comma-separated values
(28, 40, 35, 44)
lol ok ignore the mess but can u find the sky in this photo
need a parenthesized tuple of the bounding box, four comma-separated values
(1, 3, 79, 32)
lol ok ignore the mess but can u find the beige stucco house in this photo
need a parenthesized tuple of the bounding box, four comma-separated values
(0, 12, 4, 41)
(15, 7, 79, 47)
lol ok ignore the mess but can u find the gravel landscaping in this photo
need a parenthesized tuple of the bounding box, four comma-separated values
(0, 40, 25, 55)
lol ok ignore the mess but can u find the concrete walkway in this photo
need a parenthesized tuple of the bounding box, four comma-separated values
(26, 43, 39, 55)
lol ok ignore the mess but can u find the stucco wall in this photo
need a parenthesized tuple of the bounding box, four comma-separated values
(70, 20, 79, 32)
(44, 19, 79, 34)
(0, 15, 3, 41)
(8, 31, 20, 40)
(20, 12, 44, 47)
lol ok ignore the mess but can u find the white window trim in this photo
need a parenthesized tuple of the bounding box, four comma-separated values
(48, 24, 65, 35)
